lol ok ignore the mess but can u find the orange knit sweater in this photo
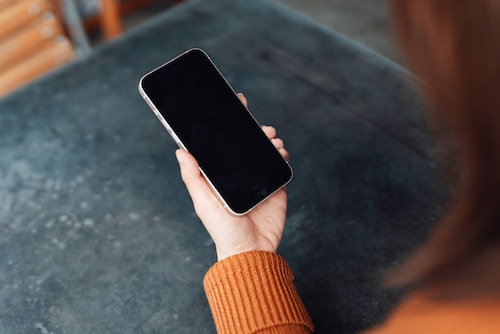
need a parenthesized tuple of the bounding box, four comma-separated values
(204, 251, 500, 334)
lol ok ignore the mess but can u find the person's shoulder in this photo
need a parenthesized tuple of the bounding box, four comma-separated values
(366, 290, 500, 334)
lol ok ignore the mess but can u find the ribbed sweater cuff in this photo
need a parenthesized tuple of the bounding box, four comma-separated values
(204, 251, 314, 334)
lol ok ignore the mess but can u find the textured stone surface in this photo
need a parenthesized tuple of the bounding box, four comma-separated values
(0, 0, 447, 333)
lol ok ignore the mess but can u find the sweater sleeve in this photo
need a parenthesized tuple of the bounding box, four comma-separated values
(203, 251, 314, 334)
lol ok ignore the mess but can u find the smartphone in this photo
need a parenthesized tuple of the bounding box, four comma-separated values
(138, 48, 293, 215)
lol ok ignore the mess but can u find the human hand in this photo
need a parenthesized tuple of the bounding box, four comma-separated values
(175, 93, 289, 261)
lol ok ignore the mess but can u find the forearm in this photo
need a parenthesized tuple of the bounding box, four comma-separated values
(204, 251, 314, 334)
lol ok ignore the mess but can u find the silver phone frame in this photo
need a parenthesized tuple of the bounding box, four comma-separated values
(138, 48, 293, 216)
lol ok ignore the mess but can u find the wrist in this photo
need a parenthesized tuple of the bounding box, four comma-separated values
(216, 246, 277, 262)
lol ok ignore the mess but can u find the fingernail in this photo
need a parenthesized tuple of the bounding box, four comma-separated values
(175, 150, 182, 164)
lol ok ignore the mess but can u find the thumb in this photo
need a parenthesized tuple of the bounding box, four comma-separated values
(175, 149, 218, 212)
(175, 149, 199, 178)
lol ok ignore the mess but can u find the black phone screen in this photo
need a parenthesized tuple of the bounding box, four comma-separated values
(139, 49, 292, 215)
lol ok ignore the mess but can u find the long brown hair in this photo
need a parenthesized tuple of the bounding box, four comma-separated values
(388, 0, 500, 299)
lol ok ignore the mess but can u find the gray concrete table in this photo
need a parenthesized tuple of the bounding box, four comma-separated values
(0, 0, 447, 333)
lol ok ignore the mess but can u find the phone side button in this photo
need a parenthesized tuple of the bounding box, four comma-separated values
(170, 132, 185, 150)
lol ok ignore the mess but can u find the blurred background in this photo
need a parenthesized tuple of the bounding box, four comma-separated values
(278, 0, 398, 61)
(0, 0, 397, 99)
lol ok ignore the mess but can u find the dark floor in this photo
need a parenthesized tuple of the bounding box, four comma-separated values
(276, 0, 399, 61)
(121, 0, 399, 62)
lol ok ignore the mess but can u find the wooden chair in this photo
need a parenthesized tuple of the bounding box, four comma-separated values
(0, 0, 183, 97)
(95, 0, 184, 39)
(0, 0, 76, 97)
